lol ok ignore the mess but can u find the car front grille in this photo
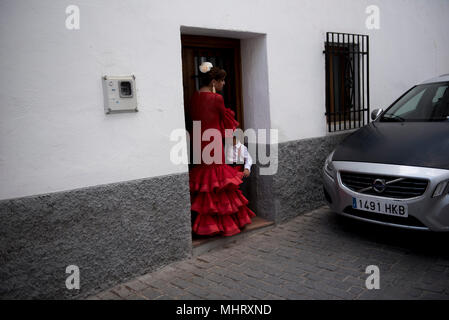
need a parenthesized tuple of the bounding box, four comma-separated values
(340, 171, 428, 199)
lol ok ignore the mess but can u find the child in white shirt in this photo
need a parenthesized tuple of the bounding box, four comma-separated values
(226, 136, 253, 178)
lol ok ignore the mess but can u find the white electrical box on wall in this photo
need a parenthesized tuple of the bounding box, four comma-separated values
(102, 75, 138, 114)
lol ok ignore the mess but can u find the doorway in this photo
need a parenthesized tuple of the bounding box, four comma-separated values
(181, 34, 273, 245)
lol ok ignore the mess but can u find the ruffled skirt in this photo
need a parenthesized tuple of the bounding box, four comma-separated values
(189, 163, 256, 236)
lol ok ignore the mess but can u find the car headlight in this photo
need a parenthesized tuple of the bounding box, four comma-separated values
(433, 180, 449, 198)
(324, 151, 336, 178)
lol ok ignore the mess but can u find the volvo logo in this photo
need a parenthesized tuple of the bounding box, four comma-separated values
(373, 179, 387, 193)
(356, 176, 405, 194)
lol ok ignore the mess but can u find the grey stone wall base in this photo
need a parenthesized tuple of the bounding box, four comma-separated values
(248, 132, 350, 224)
(0, 173, 192, 299)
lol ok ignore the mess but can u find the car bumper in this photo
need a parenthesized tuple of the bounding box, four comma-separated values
(323, 161, 449, 231)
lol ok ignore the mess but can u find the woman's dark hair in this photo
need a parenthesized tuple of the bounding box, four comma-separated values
(199, 66, 226, 87)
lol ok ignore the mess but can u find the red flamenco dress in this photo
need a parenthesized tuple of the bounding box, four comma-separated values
(189, 91, 256, 237)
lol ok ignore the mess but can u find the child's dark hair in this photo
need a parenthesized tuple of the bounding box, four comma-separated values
(199, 67, 227, 87)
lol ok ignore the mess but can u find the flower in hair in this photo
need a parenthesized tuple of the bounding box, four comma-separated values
(199, 62, 213, 73)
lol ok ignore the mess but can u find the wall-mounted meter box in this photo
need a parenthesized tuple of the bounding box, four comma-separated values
(102, 75, 138, 114)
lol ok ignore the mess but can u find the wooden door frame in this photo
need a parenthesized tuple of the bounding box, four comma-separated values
(181, 34, 244, 129)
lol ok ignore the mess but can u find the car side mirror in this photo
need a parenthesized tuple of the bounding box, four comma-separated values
(371, 108, 383, 121)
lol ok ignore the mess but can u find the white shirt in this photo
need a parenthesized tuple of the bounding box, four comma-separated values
(225, 141, 253, 172)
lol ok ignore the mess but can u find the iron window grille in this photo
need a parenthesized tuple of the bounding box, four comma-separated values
(324, 32, 370, 132)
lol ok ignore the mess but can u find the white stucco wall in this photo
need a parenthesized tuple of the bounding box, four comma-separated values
(1, 0, 448, 199)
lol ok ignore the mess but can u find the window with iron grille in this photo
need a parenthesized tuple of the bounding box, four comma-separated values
(324, 32, 370, 132)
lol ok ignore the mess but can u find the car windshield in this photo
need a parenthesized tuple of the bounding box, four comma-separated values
(380, 82, 449, 122)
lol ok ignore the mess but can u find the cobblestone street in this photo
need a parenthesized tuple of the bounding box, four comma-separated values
(89, 206, 449, 300)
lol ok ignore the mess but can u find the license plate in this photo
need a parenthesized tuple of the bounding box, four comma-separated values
(352, 197, 408, 217)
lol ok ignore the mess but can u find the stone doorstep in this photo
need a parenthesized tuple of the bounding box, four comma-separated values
(192, 216, 275, 257)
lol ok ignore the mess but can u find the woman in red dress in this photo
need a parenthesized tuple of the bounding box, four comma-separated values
(189, 62, 255, 237)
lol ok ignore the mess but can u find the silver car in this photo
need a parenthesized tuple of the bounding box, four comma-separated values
(323, 74, 449, 231)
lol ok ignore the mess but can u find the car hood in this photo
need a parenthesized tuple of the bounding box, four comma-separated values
(333, 122, 449, 170)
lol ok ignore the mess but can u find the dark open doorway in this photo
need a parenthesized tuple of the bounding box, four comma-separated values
(181, 34, 273, 247)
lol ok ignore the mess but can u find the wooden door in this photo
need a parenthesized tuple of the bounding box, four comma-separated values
(181, 35, 244, 134)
